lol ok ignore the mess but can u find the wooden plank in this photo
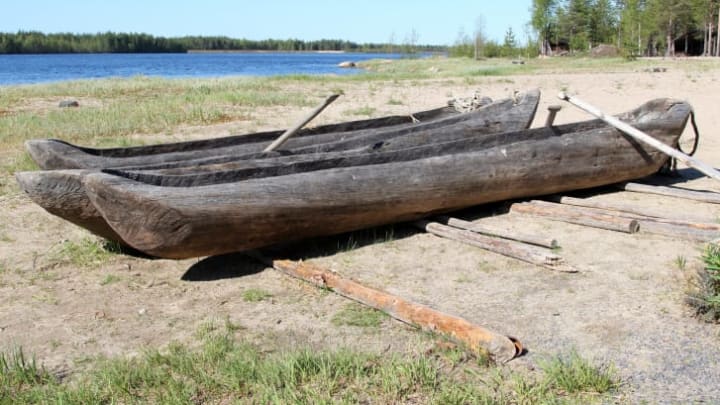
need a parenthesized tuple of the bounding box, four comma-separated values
(510, 201, 640, 234)
(559, 92, 720, 182)
(413, 220, 577, 273)
(253, 255, 522, 363)
(264, 94, 341, 152)
(618, 182, 720, 205)
(435, 215, 559, 249)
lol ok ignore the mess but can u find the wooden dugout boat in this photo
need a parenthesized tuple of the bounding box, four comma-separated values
(27, 106, 458, 170)
(16, 91, 541, 244)
(80, 97, 692, 259)
(25, 94, 506, 170)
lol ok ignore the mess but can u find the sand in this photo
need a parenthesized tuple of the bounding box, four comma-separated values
(1, 59, 720, 402)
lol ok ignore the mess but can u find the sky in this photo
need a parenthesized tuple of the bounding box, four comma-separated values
(1, 1, 533, 46)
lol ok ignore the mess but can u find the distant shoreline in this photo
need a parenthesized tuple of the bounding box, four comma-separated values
(187, 49, 349, 54)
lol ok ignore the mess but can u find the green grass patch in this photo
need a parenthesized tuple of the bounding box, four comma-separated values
(331, 303, 387, 328)
(540, 350, 618, 394)
(0, 76, 313, 161)
(51, 237, 121, 268)
(686, 244, 720, 322)
(343, 105, 377, 117)
(0, 348, 54, 401)
(241, 288, 272, 303)
(0, 323, 621, 404)
(99, 274, 122, 286)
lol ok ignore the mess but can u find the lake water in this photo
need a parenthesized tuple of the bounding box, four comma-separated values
(0, 52, 406, 85)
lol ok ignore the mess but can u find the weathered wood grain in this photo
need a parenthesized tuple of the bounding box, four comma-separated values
(618, 182, 720, 204)
(510, 201, 641, 234)
(17, 91, 540, 244)
(26, 103, 460, 170)
(414, 220, 575, 272)
(82, 98, 690, 258)
(435, 216, 559, 249)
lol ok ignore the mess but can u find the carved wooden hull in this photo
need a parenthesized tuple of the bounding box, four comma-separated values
(26, 103, 463, 170)
(79, 98, 690, 259)
(17, 90, 541, 244)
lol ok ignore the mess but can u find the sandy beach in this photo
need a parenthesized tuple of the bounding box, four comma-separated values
(1, 58, 720, 402)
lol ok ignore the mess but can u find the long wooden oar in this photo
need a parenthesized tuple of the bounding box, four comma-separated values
(558, 92, 720, 182)
(264, 93, 341, 152)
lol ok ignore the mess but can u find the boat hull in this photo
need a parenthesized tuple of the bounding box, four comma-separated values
(83, 98, 691, 259)
(17, 91, 541, 245)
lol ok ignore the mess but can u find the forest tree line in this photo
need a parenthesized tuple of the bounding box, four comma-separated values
(0, 31, 443, 54)
(531, 0, 720, 57)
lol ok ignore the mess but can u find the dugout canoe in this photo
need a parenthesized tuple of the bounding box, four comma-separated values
(16, 90, 541, 244)
(80, 97, 692, 259)
(26, 104, 459, 170)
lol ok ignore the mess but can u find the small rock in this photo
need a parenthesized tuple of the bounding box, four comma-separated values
(337, 61, 356, 68)
(138, 308, 146, 315)
(59, 100, 79, 108)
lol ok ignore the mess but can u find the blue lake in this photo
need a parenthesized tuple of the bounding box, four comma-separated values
(0, 52, 407, 85)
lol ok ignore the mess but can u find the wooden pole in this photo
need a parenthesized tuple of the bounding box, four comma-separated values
(414, 220, 576, 272)
(547, 195, 720, 228)
(435, 216, 559, 249)
(264, 94, 341, 152)
(558, 92, 720, 182)
(510, 200, 640, 234)
(545, 196, 720, 241)
(252, 255, 522, 363)
(545, 105, 562, 127)
(618, 182, 720, 204)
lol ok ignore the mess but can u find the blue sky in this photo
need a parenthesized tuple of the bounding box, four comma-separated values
(1, 1, 532, 45)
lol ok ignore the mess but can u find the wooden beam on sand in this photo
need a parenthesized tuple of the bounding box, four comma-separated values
(413, 220, 577, 273)
(510, 200, 640, 234)
(618, 182, 720, 205)
(435, 216, 559, 249)
(547, 195, 720, 231)
(251, 255, 522, 363)
(545, 196, 720, 242)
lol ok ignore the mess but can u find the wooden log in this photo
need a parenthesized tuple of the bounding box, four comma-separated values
(413, 220, 577, 273)
(547, 195, 720, 231)
(635, 220, 719, 242)
(264, 94, 341, 152)
(435, 216, 559, 249)
(510, 201, 640, 234)
(559, 92, 720, 182)
(253, 255, 522, 363)
(618, 182, 720, 205)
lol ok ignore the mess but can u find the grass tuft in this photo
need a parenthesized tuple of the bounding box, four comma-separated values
(0, 348, 54, 399)
(52, 237, 120, 268)
(686, 244, 720, 322)
(99, 274, 122, 286)
(242, 288, 272, 303)
(331, 303, 387, 328)
(343, 105, 377, 117)
(540, 350, 618, 394)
